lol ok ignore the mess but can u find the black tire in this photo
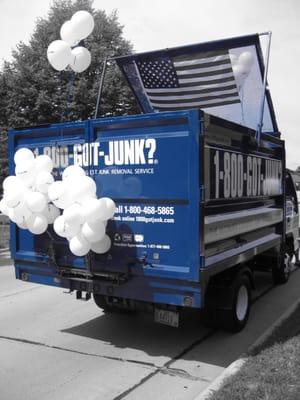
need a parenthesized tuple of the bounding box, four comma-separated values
(272, 253, 291, 284)
(217, 274, 251, 333)
(93, 294, 115, 312)
(93, 294, 135, 313)
(203, 286, 219, 328)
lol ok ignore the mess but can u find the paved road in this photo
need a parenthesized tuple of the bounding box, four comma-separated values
(1, 261, 300, 400)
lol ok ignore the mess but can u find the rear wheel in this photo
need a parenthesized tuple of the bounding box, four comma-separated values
(93, 294, 114, 312)
(204, 271, 252, 332)
(217, 274, 251, 332)
(93, 294, 135, 313)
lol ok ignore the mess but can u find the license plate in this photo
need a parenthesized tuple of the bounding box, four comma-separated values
(154, 308, 179, 328)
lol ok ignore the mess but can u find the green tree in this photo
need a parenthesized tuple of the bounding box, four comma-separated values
(0, 0, 139, 189)
(0, 64, 12, 190)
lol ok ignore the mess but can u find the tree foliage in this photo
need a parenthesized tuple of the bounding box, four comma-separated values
(0, 0, 139, 188)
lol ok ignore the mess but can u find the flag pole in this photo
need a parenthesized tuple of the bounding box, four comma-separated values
(94, 57, 108, 119)
(256, 31, 272, 145)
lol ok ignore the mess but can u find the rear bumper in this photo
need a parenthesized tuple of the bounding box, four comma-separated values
(14, 263, 203, 309)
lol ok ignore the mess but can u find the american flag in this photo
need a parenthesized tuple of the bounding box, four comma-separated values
(133, 49, 240, 111)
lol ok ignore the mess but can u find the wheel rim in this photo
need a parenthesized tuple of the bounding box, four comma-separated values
(236, 285, 249, 321)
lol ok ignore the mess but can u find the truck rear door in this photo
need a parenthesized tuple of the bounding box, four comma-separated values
(9, 121, 90, 276)
(89, 111, 202, 282)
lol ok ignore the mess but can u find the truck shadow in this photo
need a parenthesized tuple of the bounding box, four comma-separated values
(62, 272, 277, 368)
(62, 308, 214, 357)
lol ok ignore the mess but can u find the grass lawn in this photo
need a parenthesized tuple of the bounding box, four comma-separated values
(208, 303, 300, 400)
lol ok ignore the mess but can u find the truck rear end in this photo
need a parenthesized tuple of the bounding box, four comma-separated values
(10, 112, 200, 310)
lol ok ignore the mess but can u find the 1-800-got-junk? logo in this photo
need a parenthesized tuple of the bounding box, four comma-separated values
(35, 138, 158, 168)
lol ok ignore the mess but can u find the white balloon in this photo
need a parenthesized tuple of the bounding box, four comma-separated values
(25, 192, 47, 213)
(89, 220, 106, 233)
(83, 176, 97, 196)
(238, 51, 254, 72)
(69, 176, 96, 202)
(81, 198, 102, 222)
(27, 214, 48, 235)
(8, 208, 21, 224)
(13, 202, 32, 222)
(91, 235, 111, 254)
(48, 181, 72, 209)
(238, 63, 252, 77)
(81, 221, 105, 243)
(231, 51, 255, 91)
(70, 46, 91, 73)
(63, 203, 84, 225)
(232, 64, 246, 90)
(69, 233, 90, 256)
(47, 40, 72, 71)
(53, 215, 68, 237)
(71, 10, 94, 40)
(229, 53, 238, 66)
(98, 197, 116, 220)
(15, 159, 36, 186)
(7, 201, 31, 227)
(3, 176, 19, 192)
(35, 155, 53, 173)
(14, 148, 34, 165)
(42, 203, 60, 224)
(17, 220, 28, 230)
(35, 171, 54, 194)
(3, 186, 24, 208)
(60, 20, 79, 47)
(9, 205, 31, 226)
(53, 215, 80, 237)
(65, 221, 81, 237)
(0, 199, 9, 216)
(62, 165, 86, 181)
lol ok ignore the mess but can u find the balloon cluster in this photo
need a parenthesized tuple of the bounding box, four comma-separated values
(0, 148, 115, 257)
(49, 164, 115, 257)
(230, 51, 254, 90)
(0, 148, 59, 234)
(47, 10, 94, 72)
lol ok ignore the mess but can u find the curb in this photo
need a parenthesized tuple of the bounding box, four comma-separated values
(248, 295, 300, 355)
(194, 358, 246, 400)
(194, 293, 300, 400)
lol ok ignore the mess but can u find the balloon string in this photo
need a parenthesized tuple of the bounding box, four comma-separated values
(61, 71, 76, 122)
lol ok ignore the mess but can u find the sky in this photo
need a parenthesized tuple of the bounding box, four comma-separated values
(0, 0, 299, 169)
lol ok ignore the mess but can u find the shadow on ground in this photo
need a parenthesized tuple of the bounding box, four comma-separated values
(62, 307, 211, 356)
(62, 271, 277, 367)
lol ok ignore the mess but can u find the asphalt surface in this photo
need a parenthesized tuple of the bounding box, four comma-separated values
(1, 258, 300, 400)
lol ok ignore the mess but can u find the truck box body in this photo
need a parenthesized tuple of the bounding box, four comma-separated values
(9, 109, 285, 309)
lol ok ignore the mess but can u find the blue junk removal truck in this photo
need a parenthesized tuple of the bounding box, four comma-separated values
(8, 34, 299, 332)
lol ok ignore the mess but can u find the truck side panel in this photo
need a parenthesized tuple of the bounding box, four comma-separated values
(202, 116, 285, 276)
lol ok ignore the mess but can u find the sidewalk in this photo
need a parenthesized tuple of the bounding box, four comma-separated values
(194, 267, 300, 400)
